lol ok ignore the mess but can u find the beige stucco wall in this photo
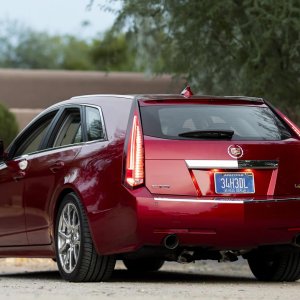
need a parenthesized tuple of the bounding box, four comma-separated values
(10, 108, 42, 130)
(1, 69, 182, 130)
(0, 69, 181, 109)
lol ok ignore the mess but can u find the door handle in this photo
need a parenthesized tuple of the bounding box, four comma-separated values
(13, 171, 26, 181)
(49, 161, 65, 173)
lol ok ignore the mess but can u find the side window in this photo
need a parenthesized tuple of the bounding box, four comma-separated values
(13, 111, 57, 158)
(86, 106, 105, 141)
(53, 108, 82, 147)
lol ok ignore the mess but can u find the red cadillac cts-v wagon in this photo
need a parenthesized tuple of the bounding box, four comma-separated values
(1, 91, 300, 282)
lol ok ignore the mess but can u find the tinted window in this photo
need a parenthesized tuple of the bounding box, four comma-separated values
(13, 111, 57, 157)
(86, 106, 105, 141)
(140, 105, 292, 141)
(53, 109, 82, 147)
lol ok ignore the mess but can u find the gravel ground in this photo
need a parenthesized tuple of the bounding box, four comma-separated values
(0, 258, 299, 300)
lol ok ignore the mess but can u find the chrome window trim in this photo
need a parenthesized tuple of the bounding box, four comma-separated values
(0, 163, 7, 170)
(46, 142, 85, 153)
(186, 160, 278, 169)
(83, 139, 108, 146)
(13, 143, 84, 160)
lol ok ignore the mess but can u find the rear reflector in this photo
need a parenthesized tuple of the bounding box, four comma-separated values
(125, 113, 144, 187)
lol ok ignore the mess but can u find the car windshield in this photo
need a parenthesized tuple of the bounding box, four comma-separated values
(140, 104, 292, 141)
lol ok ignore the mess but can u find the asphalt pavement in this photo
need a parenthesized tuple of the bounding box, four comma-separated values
(0, 258, 298, 300)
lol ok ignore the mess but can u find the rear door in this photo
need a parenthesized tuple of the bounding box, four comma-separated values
(22, 106, 83, 245)
(139, 100, 300, 198)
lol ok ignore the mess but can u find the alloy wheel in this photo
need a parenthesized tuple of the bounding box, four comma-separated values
(57, 203, 81, 273)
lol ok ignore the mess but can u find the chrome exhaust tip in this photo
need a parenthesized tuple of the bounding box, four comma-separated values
(163, 234, 179, 250)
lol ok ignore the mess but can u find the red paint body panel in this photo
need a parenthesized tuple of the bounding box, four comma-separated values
(134, 194, 300, 250)
(144, 137, 300, 197)
(0, 159, 27, 246)
(24, 146, 82, 245)
(0, 94, 300, 259)
(0, 244, 55, 258)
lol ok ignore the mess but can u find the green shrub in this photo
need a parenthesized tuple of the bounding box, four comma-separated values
(0, 103, 19, 149)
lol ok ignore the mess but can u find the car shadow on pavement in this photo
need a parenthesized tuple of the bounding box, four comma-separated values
(0, 269, 255, 283)
(0, 270, 61, 281)
(111, 269, 255, 283)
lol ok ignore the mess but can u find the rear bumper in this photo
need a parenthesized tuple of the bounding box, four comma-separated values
(135, 194, 300, 250)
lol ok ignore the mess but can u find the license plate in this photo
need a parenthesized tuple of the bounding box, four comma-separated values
(214, 172, 255, 194)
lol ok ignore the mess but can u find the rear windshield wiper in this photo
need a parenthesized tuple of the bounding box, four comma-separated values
(178, 130, 234, 139)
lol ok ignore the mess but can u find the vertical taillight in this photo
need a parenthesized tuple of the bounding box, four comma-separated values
(125, 112, 144, 187)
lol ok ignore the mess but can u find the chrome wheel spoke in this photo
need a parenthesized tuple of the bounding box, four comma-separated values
(74, 239, 80, 246)
(69, 248, 73, 271)
(62, 213, 70, 229)
(74, 224, 80, 232)
(59, 241, 68, 254)
(68, 204, 71, 226)
(63, 252, 69, 267)
(58, 230, 69, 241)
(72, 209, 76, 226)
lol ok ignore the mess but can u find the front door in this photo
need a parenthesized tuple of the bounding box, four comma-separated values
(0, 108, 59, 246)
(0, 160, 27, 246)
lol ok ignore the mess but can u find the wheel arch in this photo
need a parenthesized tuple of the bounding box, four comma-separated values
(53, 186, 116, 281)
(50, 187, 86, 243)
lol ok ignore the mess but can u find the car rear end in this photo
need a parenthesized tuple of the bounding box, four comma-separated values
(122, 96, 300, 253)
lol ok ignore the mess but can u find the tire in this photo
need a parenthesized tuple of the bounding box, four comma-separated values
(55, 192, 116, 282)
(247, 247, 300, 282)
(123, 258, 165, 273)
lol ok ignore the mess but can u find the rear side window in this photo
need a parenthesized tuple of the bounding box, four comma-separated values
(85, 106, 105, 141)
(140, 105, 292, 141)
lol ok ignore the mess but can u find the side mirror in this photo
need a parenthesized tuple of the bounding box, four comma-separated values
(0, 140, 4, 161)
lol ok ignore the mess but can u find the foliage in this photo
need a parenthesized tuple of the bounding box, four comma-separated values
(0, 103, 19, 148)
(94, 0, 300, 122)
(0, 20, 63, 69)
(0, 19, 137, 72)
(61, 35, 95, 70)
(91, 30, 141, 71)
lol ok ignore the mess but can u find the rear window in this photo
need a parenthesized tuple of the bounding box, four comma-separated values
(140, 105, 292, 141)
